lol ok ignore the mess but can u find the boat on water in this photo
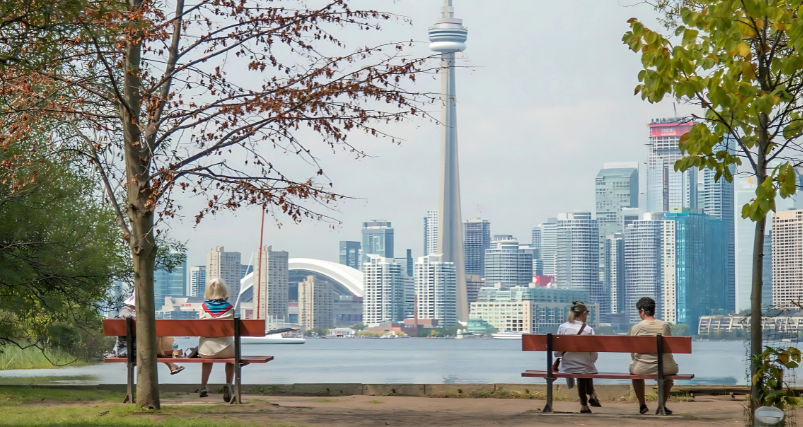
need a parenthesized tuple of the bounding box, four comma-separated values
(242, 327, 306, 344)
(491, 331, 524, 340)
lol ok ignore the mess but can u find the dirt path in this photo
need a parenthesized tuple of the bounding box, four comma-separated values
(161, 394, 749, 426)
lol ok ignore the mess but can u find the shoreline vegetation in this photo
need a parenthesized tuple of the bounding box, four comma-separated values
(0, 346, 95, 371)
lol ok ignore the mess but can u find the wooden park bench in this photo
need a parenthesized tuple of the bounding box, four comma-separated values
(521, 334, 693, 415)
(103, 317, 273, 404)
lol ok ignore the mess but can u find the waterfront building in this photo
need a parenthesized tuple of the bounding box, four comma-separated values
(540, 218, 558, 277)
(464, 217, 491, 276)
(484, 236, 533, 288)
(299, 275, 334, 330)
(556, 211, 603, 313)
(339, 241, 361, 270)
(414, 254, 457, 327)
(595, 163, 639, 283)
(772, 210, 803, 309)
(362, 255, 404, 325)
(394, 248, 414, 278)
(424, 210, 439, 256)
(206, 246, 242, 298)
(154, 253, 187, 303)
(646, 118, 697, 212)
(469, 284, 595, 333)
(466, 273, 484, 304)
(361, 220, 394, 266)
(604, 233, 625, 318)
(624, 213, 666, 324)
(704, 165, 736, 313)
(257, 245, 289, 326)
(429, 0, 469, 321)
(189, 266, 206, 298)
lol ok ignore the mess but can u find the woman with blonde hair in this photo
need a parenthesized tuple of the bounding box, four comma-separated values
(198, 278, 235, 402)
(554, 301, 600, 413)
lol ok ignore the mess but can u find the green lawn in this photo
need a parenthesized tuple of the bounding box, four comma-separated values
(0, 387, 295, 426)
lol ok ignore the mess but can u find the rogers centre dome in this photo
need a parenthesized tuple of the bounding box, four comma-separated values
(237, 258, 363, 304)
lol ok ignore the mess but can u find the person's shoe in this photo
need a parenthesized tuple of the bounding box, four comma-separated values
(199, 386, 208, 398)
(656, 406, 673, 415)
(588, 394, 602, 407)
(580, 406, 592, 414)
(223, 383, 233, 403)
(639, 404, 649, 414)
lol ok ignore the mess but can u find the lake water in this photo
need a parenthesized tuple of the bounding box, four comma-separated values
(0, 338, 753, 386)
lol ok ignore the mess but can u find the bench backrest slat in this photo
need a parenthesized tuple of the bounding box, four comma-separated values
(102, 319, 266, 337)
(522, 334, 692, 354)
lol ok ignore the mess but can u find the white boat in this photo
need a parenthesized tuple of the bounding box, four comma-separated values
(491, 331, 524, 340)
(242, 334, 306, 344)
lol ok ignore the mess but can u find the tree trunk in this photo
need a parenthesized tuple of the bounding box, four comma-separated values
(122, 0, 160, 409)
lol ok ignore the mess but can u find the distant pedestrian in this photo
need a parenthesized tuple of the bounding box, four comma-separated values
(554, 301, 600, 413)
(629, 297, 678, 415)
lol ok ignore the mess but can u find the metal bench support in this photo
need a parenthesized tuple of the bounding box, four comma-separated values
(544, 333, 553, 413)
(657, 333, 666, 416)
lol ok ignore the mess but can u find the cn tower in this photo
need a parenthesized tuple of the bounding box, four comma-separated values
(429, 0, 468, 322)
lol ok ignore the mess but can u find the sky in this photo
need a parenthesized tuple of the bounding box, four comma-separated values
(168, 0, 702, 269)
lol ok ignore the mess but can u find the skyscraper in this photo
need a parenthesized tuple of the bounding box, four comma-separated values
(771, 210, 803, 309)
(424, 210, 439, 256)
(257, 245, 289, 326)
(703, 166, 735, 312)
(206, 246, 242, 298)
(362, 255, 405, 325)
(154, 254, 187, 305)
(299, 275, 334, 330)
(415, 254, 457, 327)
(463, 217, 491, 276)
(595, 163, 639, 282)
(189, 266, 206, 297)
(361, 220, 394, 266)
(484, 236, 533, 288)
(604, 233, 625, 317)
(339, 241, 361, 270)
(556, 211, 603, 313)
(430, 0, 468, 322)
(540, 218, 558, 277)
(646, 118, 697, 212)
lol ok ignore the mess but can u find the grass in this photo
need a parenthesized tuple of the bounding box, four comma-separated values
(0, 346, 92, 370)
(0, 387, 296, 426)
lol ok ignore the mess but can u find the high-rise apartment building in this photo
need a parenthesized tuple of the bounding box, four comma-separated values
(464, 217, 491, 276)
(414, 254, 457, 327)
(556, 211, 603, 313)
(361, 220, 394, 266)
(362, 255, 404, 325)
(595, 163, 639, 282)
(154, 254, 187, 304)
(206, 246, 242, 298)
(299, 275, 334, 330)
(624, 213, 666, 324)
(604, 233, 625, 317)
(646, 118, 697, 212)
(539, 218, 558, 276)
(424, 210, 439, 256)
(189, 266, 206, 297)
(772, 210, 803, 309)
(339, 241, 361, 270)
(704, 165, 735, 313)
(484, 236, 533, 288)
(256, 245, 289, 326)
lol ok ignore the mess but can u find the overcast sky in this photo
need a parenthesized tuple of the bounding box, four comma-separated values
(169, 0, 700, 269)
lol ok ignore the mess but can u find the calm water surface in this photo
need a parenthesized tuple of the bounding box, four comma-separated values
(0, 338, 752, 386)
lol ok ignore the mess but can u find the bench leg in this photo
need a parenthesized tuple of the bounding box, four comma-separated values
(543, 378, 553, 413)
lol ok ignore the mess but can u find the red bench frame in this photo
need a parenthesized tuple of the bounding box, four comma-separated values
(522, 333, 693, 415)
(103, 317, 273, 404)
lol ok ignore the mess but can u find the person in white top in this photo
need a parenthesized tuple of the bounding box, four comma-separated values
(554, 301, 600, 413)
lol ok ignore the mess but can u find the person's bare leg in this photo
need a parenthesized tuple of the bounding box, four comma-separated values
(225, 363, 234, 384)
(201, 363, 214, 386)
(632, 379, 646, 405)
